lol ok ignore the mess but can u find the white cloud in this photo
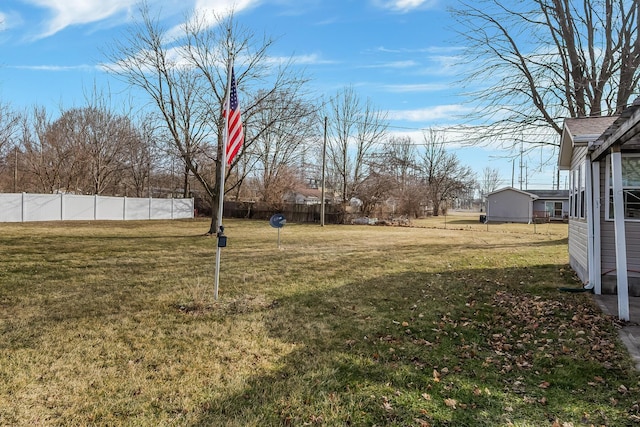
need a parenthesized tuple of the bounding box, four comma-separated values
(383, 83, 448, 92)
(372, 0, 440, 13)
(10, 64, 95, 71)
(164, 0, 261, 42)
(360, 60, 418, 69)
(266, 53, 336, 66)
(374, 45, 458, 54)
(0, 9, 24, 31)
(23, 0, 138, 38)
(388, 104, 470, 122)
(195, 0, 260, 10)
(193, 0, 261, 24)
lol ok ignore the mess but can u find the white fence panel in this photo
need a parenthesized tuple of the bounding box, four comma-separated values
(151, 198, 172, 219)
(0, 194, 22, 222)
(173, 198, 195, 219)
(96, 196, 125, 221)
(126, 197, 150, 220)
(64, 195, 95, 220)
(0, 193, 194, 222)
(25, 194, 61, 222)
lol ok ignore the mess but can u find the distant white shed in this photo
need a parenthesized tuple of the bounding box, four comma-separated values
(486, 187, 536, 223)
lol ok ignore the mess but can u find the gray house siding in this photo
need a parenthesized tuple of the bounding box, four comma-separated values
(486, 189, 532, 223)
(567, 145, 589, 282)
(598, 158, 640, 282)
(568, 220, 589, 283)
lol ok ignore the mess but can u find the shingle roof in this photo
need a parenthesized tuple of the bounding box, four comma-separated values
(488, 187, 569, 200)
(564, 116, 619, 141)
(526, 189, 569, 199)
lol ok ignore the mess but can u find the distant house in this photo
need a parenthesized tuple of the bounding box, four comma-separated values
(558, 98, 640, 320)
(485, 187, 569, 223)
(529, 189, 570, 222)
(283, 187, 322, 205)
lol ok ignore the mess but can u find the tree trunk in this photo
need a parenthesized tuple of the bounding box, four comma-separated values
(183, 164, 190, 198)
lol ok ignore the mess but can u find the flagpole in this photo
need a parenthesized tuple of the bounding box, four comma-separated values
(214, 58, 234, 301)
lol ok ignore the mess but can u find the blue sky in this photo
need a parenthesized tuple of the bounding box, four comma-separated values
(0, 0, 563, 189)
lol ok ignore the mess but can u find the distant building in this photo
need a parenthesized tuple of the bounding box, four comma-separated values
(485, 187, 569, 223)
(283, 187, 322, 205)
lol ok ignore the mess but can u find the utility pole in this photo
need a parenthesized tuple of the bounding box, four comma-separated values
(511, 158, 515, 187)
(320, 116, 327, 227)
(13, 145, 18, 193)
(519, 143, 524, 190)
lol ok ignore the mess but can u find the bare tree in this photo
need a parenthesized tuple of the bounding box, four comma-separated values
(478, 166, 502, 197)
(451, 0, 640, 150)
(0, 101, 19, 159)
(105, 5, 310, 234)
(20, 104, 138, 195)
(360, 136, 422, 217)
(122, 115, 158, 197)
(250, 89, 318, 208)
(0, 104, 21, 192)
(21, 107, 86, 193)
(383, 136, 422, 216)
(421, 129, 476, 216)
(326, 86, 388, 219)
(357, 172, 397, 217)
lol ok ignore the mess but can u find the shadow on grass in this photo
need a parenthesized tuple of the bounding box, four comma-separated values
(192, 264, 630, 427)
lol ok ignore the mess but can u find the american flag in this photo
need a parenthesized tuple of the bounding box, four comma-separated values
(225, 68, 243, 165)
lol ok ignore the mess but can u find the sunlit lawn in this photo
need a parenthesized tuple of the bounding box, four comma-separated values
(0, 215, 638, 426)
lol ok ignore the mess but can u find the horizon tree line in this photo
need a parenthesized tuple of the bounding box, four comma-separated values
(3, 0, 637, 227)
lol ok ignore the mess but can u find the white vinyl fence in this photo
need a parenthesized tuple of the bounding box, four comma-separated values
(0, 193, 194, 222)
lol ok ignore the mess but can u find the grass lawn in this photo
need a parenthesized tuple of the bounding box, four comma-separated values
(0, 215, 639, 426)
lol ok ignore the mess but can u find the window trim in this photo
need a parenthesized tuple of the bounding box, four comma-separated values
(604, 153, 640, 222)
(579, 162, 586, 219)
(569, 163, 583, 220)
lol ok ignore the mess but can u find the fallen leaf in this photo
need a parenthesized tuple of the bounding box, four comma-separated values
(381, 396, 393, 412)
(444, 398, 457, 409)
(538, 381, 550, 389)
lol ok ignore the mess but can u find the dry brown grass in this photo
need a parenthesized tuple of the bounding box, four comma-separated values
(0, 216, 637, 426)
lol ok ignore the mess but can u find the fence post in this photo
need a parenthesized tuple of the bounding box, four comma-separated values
(21, 192, 25, 223)
(94, 195, 98, 220)
(123, 196, 127, 221)
(60, 193, 64, 221)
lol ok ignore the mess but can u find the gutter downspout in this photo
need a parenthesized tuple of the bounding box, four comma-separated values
(592, 161, 602, 294)
(585, 159, 595, 291)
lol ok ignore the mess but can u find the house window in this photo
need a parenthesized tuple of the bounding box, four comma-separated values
(579, 162, 586, 219)
(569, 171, 573, 217)
(569, 163, 585, 218)
(606, 154, 640, 220)
(545, 201, 563, 218)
